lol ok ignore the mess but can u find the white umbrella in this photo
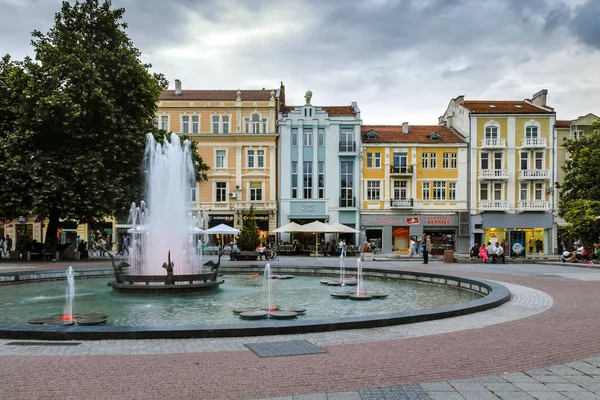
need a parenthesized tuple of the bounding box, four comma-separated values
(329, 222, 360, 233)
(290, 221, 342, 257)
(204, 224, 240, 235)
(272, 222, 302, 233)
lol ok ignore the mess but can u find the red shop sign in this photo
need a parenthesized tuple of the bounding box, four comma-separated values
(406, 217, 420, 225)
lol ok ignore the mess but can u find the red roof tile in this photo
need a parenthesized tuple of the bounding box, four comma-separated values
(280, 105, 357, 116)
(461, 100, 553, 114)
(159, 89, 275, 101)
(361, 125, 466, 144)
(555, 120, 571, 127)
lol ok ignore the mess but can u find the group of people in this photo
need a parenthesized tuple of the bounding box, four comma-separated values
(407, 236, 433, 264)
(470, 242, 506, 264)
(561, 243, 599, 264)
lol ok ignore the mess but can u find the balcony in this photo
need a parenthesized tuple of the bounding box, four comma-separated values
(390, 198, 414, 209)
(518, 169, 550, 180)
(521, 137, 547, 148)
(339, 141, 356, 152)
(481, 138, 506, 148)
(479, 200, 509, 211)
(478, 169, 510, 180)
(339, 197, 356, 208)
(232, 201, 277, 211)
(390, 165, 414, 175)
(518, 200, 550, 212)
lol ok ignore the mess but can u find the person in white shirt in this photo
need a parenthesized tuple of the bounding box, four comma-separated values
(487, 242, 495, 262)
(493, 242, 505, 264)
(409, 239, 416, 257)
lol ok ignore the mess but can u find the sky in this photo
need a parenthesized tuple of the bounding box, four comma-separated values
(1, 0, 599, 125)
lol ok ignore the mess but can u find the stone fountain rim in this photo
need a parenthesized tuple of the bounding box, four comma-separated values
(0, 266, 510, 341)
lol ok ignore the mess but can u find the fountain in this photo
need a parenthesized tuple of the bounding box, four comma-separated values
(109, 133, 223, 295)
(331, 258, 388, 300)
(62, 266, 75, 321)
(320, 255, 357, 286)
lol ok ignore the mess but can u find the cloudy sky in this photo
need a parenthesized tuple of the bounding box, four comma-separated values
(1, 0, 599, 124)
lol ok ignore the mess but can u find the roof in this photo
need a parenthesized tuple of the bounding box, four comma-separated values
(461, 100, 554, 114)
(361, 125, 466, 144)
(280, 105, 357, 116)
(555, 120, 571, 128)
(159, 89, 275, 101)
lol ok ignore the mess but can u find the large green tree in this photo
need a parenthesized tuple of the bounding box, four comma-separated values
(558, 122, 600, 248)
(0, 0, 167, 251)
(236, 206, 261, 251)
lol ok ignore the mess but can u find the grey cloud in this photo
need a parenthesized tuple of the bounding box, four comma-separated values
(569, 0, 600, 50)
(543, 3, 571, 32)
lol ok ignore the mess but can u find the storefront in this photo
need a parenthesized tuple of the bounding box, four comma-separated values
(208, 214, 234, 228)
(361, 214, 462, 254)
(481, 213, 553, 256)
(243, 214, 270, 243)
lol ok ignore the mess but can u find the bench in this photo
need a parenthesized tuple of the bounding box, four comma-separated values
(231, 251, 260, 261)
(117, 272, 216, 285)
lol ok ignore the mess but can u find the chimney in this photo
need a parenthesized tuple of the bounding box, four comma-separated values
(279, 82, 286, 107)
(532, 89, 548, 107)
(175, 79, 182, 96)
(455, 95, 465, 105)
(402, 122, 409, 134)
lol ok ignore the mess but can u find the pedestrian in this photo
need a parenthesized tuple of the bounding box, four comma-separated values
(421, 235, 432, 264)
(479, 243, 488, 263)
(409, 238, 416, 257)
(470, 242, 479, 258)
(338, 240, 343, 256)
(487, 242, 496, 263)
(341, 240, 347, 257)
(494, 242, 505, 264)
(6, 235, 12, 254)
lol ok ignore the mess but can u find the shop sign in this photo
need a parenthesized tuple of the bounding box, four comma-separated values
(18, 216, 26, 223)
(208, 214, 234, 227)
(243, 215, 270, 221)
(423, 215, 456, 225)
(406, 217, 419, 225)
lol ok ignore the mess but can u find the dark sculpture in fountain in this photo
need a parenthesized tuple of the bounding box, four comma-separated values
(106, 247, 224, 295)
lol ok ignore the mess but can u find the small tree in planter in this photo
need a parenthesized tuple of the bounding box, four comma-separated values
(237, 206, 261, 251)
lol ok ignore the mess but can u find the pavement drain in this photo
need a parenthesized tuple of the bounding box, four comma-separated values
(5, 341, 81, 346)
(244, 339, 326, 358)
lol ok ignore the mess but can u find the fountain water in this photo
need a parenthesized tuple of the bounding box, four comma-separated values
(62, 266, 75, 321)
(263, 263, 274, 314)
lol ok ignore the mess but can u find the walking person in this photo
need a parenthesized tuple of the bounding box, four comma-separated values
(409, 238, 416, 257)
(421, 235, 432, 264)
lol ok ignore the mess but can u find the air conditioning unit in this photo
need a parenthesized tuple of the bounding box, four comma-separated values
(235, 185, 241, 190)
(229, 192, 237, 199)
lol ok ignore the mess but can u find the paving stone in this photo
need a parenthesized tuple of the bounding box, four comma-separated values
(420, 382, 455, 392)
(427, 392, 465, 400)
(546, 383, 588, 392)
(458, 390, 500, 400)
(451, 383, 490, 392)
(292, 394, 327, 400)
(562, 391, 600, 400)
(484, 383, 522, 392)
(494, 391, 535, 399)
(503, 373, 538, 383)
(512, 382, 555, 392)
(527, 369, 554, 375)
(535, 375, 571, 384)
(326, 392, 362, 400)
(527, 392, 569, 399)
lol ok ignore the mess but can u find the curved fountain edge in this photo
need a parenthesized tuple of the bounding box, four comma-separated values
(0, 266, 511, 340)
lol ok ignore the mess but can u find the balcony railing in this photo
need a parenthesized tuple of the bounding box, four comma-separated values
(518, 169, 550, 180)
(478, 169, 510, 179)
(481, 138, 506, 148)
(479, 200, 509, 211)
(390, 165, 414, 175)
(232, 201, 277, 211)
(521, 137, 547, 148)
(390, 198, 414, 208)
(339, 197, 356, 207)
(518, 200, 550, 211)
(339, 141, 356, 152)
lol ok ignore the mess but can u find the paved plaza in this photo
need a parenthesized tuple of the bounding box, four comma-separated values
(1, 255, 600, 399)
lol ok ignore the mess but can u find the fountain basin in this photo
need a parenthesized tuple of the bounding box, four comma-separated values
(109, 272, 223, 295)
(0, 266, 510, 340)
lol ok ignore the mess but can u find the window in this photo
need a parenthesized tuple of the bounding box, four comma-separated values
(422, 182, 430, 200)
(191, 115, 199, 134)
(520, 151, 529, 170)
(443, 153, 450, 169)
(433, 181, 446, 200)
(222, 116, 229, 134)
(573, 130, 582, 140)
(481, 152, 489, 169)
(291, 162, 298, 198)
(430, 153, 437, 169)
(247, 150, 255, 168)
(366, 181, 380, 200)
(291, 128, 298, 146)
(340, 128, 354, 151)
(534, 183, 543, 200)
(485, 125, 498, 139)
(366, 152, 381, 168)
(252, 114, 260, 133)
(250, 182, 262, 201)
(493, 183, 503, 200)
(494, 152, 502, 169)
(393, 181, 408, 200)
(480, 183, 489, 201)
(393, 152, 408, 172)
(262, 118, 267, 133)
(189, 183, 196, 202)
(451, 153, 457, 169)
(216, 150, 226, 169)
(422, 153, 429, 169)
(534, 152, 544, 169)
(318, 128, 325, 146)
(215, 182, 227, 202)
(257, 150, 264, 168)
(525, 125, 538, 139)
(212, 115, 219, 133)
(303, 161, 313, 198)
(244, 118, 249, 133)
(340, 161, 354, 206)
(520, 183, 528, 201)
(160, 115, 168, 131)
(182, 116, 189, 134)
(303, 128, 313, 146)
(318, 161, 324, 199)
(449, 182, 456, 200)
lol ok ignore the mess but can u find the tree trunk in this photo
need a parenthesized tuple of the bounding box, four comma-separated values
(44, 206, 60, 260)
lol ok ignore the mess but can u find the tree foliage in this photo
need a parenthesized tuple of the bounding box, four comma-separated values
(236, 206, 261, 251)
(0, 0, 167, 248)
(558, 121, 600, 247)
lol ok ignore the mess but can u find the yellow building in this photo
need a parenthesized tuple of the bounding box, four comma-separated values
(360, 123, 469, 254)
(156, 80, 280, 243)
(442, 90, 556, 255)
